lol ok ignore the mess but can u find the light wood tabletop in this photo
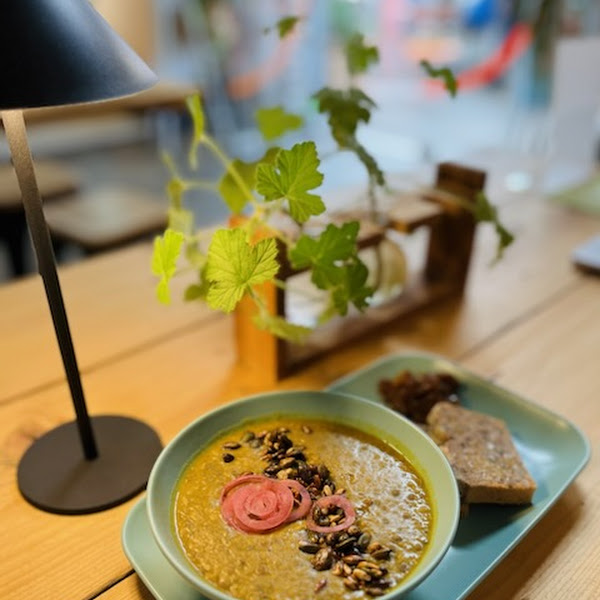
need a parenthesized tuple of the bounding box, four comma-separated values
(0, 189, 599, 599)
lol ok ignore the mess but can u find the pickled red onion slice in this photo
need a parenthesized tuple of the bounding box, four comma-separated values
(220, 474, 270, 503)
(220, 475, 303, 533)
(282, 479, 312, 522)
(305, 494, 356, 533)
(245, 487, 279, 518)
(233, 480, 294, 532)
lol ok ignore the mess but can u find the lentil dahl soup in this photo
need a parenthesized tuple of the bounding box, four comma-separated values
(173, 417, 432, 600)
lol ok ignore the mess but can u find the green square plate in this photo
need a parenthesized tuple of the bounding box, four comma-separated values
(326, 351, 590, 599)
(122, 352, 590, 599)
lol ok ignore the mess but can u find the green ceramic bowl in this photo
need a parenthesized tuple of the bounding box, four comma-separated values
(146, 390, 459, 599)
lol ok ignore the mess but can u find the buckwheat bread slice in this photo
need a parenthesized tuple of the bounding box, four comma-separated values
(426, 401, 536, 504)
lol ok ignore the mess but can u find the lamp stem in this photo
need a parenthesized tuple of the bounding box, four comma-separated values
(1, 109, 98, 460)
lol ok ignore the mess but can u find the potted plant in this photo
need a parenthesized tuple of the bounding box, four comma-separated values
(151, 15, 512, 380)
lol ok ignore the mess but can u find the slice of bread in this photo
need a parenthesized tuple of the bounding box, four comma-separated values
(426, 402, 537, 505)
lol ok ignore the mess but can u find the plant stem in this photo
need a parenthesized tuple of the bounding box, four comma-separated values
(366, 177, 377, 221)
(366, 176, 384, 290)
(202, 134, 258, 207)
(183, 179, 219, 192)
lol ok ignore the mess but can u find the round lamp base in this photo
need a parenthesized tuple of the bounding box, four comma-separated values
(17, 415, 162, 515)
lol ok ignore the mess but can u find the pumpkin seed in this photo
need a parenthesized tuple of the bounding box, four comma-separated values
(312, 547, 334, 571)
(357, 533, 372, 551)
(343, 577, 358, 591)
(352, 568, 371, 582)
(371, 548, 392, 561)
(317, 464, 330, 480)
(241, 431, 255, 443)
(298, 541, 320, 554)
(335, 537, 356, 554)
(222, 441, 241, 450)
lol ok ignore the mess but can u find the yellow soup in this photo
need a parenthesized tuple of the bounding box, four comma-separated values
(173, 417, 432, 600)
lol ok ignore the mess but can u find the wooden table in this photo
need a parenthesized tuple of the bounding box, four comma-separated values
(0, 189, 599, 599)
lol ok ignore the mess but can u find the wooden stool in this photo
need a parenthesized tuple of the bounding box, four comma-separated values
(43, 185, 167, 254)
(0, 160, 79, 276)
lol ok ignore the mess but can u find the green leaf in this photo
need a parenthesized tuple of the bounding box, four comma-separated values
(255, 141, 325, 224)
(473, 190, 496, 222)
(217, 148, 280, 214)
(345, 33, 379, 76)
(313, 87, 375, 142)
(473, 192, 515, 261)
(218, 159, 257, 214)
(265, 15, 301, 38)
(330, 259, 371, 314)
(184, 264, 210, 302)
(312, 87, 385, 187)
(204, 228, 280, 313)
(253, 312, 312, 342)
(255, 106, 304, 141)
(420, 59, 458, 98)
(261, 146, 282, 165)
(151, 229, 185, 304)
(315, 258, 372, 318)
(184, 283, 205, 301)
(184, 264, 209, 301)
(494, 223, 515, 261)
(289, 222, 373, 316)
(289, 221, 360, 269)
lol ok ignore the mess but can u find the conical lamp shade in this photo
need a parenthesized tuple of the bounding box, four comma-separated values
(0, 0, 158, 110)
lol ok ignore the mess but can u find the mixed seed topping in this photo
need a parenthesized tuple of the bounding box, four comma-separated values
(222, 425, 395, 596)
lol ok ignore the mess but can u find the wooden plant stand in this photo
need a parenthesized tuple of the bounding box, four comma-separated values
(235, 162, 486, 382)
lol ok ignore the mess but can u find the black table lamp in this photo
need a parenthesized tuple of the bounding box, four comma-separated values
(1, 0, 163, 514)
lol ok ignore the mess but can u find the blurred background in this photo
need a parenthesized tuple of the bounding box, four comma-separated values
(1, 0, 599, 281)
